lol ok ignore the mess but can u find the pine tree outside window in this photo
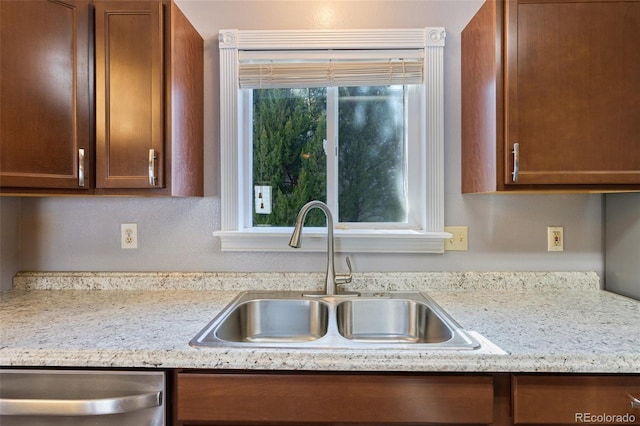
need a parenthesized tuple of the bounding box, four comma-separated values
(216, 28, 449, 253)
(251, 85, 408, 228)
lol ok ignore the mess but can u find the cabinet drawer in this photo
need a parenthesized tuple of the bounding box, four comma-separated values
(177, 372, 494, 424)
(513, 375, 640, 424)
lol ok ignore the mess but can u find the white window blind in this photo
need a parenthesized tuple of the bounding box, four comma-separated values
(238, 49, 424, 89)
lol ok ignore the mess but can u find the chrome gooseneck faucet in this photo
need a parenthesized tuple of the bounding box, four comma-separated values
(289, 200, 352, 295)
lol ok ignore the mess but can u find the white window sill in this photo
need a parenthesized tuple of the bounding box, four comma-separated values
(214, 228, 451, 253)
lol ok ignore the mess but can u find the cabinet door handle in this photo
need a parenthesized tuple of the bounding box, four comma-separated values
(0, 391, 161, 416)
(78, 148, 85, 187)
(512, 143, 520, 182)
(148, 149, 157, 186)
(630, 394, 640, 409)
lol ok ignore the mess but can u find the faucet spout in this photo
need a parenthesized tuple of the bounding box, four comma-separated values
(289, 200, 342, 295)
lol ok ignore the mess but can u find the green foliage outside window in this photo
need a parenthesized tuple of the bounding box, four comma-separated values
(253, 88, 327, 226)
(337, 86, 406, 223)
(252, 86, 407, 227)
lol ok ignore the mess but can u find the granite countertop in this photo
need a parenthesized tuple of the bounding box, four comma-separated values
(1, 271, 638, 373)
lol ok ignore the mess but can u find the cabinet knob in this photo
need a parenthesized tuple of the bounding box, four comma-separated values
(78, 149, 85, 187)
(511, 143, 520, 182)
(148, 149, 157, 186)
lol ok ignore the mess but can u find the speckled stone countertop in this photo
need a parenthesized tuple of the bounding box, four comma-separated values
(1, 271, 638, 373)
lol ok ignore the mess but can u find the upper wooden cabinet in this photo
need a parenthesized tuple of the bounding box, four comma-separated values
(462, 0, 640, 193)
(174, 370, 638, 426)
(0, 0, 203, 196)
(94, 1, 203, 196)
(0, 0, 92, 191)
(95, 1, 164, 191)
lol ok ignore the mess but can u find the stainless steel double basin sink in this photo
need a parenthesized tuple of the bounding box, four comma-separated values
(190, 291, 481, 350)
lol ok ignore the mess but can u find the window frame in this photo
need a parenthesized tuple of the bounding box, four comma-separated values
(216, 28, 449, 253)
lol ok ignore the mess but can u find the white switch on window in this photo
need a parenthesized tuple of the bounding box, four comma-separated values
(254, 185, 272, 214)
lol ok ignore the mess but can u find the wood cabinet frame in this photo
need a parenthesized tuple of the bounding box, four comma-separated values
(172, 370, 640, 426)
(0, 0, 203, 197)
(462, 0, 640, 193)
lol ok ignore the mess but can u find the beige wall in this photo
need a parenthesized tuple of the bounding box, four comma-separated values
(1, 198, 19, 290)
(605, 194, 640, 300)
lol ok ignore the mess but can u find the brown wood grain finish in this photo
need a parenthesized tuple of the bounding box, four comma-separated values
(462, 0, 640, 192)
(95, 1, 163, 189)
(512, 375, 640, 424)
(93, 0, 203, 196)
(175, 372, 495, 425)
(1, 0, 202, 196)
(165, 0, 204, 197)
(461, 0, 504, 193)
(508, 0, 640, 185)
(0, 0, 91, 190)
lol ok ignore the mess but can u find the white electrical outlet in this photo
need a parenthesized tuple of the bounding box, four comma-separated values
(547, 226, 563, 251)
(121, 223, 138, 249)
(444, 226, 468, 251)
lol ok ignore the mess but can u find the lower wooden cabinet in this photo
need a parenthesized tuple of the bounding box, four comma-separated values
(513, 375, 640, 425)
(175, 371, 496, 425)
(173, 371, 640, 426)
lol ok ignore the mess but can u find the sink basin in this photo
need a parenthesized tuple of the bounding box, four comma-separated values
(190, 291, 480, 350)
(212, 299, 328, 343)
(336, 299, 453, 343)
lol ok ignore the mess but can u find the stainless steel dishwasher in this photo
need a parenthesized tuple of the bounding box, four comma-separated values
(0, 369, 165, 425)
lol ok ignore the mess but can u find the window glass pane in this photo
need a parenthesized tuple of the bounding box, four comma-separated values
(337, 86, 407, 223)
(252, 88, 327, 227)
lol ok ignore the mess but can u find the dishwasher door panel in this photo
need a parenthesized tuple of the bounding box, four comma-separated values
(0, 369, 165, 426)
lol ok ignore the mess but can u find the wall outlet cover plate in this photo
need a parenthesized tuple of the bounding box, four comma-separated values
(444, 226, 468, 251)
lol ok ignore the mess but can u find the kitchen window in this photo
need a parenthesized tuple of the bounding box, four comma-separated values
(215, 28, 448, 253)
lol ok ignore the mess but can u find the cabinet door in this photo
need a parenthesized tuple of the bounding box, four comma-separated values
(513, 374, 640, 424)
(95, 1, 164, 189)
(176, 372, 494, 425)
(0, 0, 91, 190)
(505, 0, 640, 185)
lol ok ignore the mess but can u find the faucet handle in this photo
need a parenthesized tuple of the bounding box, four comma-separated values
(335, 256, 353, 286)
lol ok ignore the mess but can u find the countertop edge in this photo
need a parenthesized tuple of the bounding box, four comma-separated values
(11, 271, 601, 292)
(2, 350, 639, 374)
